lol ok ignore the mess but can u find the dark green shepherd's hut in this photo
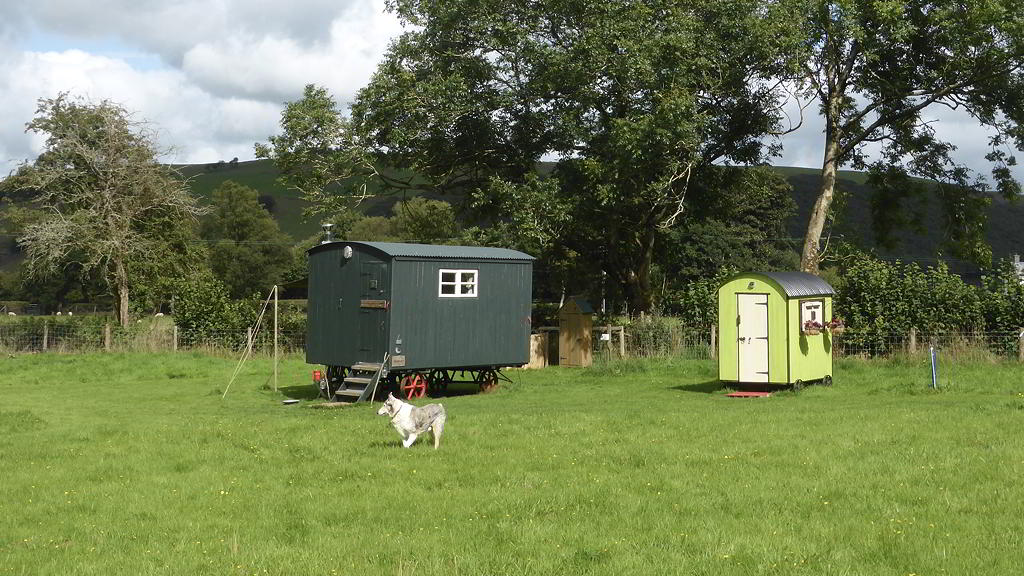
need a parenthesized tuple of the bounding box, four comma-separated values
(307, 236, 534, 402)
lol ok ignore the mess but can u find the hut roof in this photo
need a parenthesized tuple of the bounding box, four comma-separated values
(755, 271, 835, 297)
(309, 241, 534, 261)
(562, 296, 595, 314)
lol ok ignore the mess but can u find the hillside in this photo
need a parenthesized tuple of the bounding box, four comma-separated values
(778, 166, 1024, 276)
(179, 161, 448, 241)
(3, 160, 1022, 274)
(181, 159, 1024, 269)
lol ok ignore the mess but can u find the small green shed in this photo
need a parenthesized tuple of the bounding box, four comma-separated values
(717, 271, 836, 388)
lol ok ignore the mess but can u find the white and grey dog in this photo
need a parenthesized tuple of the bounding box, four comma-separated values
(376, 392, 447, 449)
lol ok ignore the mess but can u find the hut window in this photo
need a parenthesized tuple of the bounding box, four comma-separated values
(800, 299, 824, 327)
(439, 269, 478, 298)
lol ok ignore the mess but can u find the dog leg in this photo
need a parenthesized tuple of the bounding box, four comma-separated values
(432, 415, 445, 449)
(402, 433, 418, 448)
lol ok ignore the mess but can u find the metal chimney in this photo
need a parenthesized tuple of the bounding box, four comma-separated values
(321, 223, 334, 244)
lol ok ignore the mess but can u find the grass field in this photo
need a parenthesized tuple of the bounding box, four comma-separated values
(1, 353, 1023, 575)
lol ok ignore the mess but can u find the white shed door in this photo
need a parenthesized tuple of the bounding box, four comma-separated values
(737, 293, 769, 383)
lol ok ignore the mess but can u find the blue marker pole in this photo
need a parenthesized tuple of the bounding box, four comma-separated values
(929, 346, 939, 389)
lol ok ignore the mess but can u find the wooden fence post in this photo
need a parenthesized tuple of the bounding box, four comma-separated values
(173, 325, 178, 352)
(274, 285, 278, 392)
(104, 323, 111, 352)
(710, 325, 717, 360)
(909, 327, 917, 355)
(247, 327, 253, 351)
(1018, 328, 1023, 363)
(42, 321, 49, 351)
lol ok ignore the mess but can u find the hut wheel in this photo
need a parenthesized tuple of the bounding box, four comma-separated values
(427, 369, 449, 396)
(477, 369, 499, 393)
(400, 373, 428, 400)
(323, 366, 346, 399)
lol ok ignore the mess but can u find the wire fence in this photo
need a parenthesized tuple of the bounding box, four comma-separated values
(586, 325, 1024, 362)
(0, 321, 1021, 363)
(0, 324, 307, 356)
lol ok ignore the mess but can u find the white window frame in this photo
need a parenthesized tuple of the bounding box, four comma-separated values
(800, 299, 824, 326)
(438, 268, 479, 298)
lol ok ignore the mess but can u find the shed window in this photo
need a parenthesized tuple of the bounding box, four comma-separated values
(800, 299, 824, 327)
(439, 269, 478, 298)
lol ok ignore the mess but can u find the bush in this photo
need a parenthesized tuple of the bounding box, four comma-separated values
(172, 273, 255, 345)
(833, 250, 1024, 356)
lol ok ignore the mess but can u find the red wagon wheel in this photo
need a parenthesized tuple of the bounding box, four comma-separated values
(400, 373, 428, 400)
(477, 369, 499, 393)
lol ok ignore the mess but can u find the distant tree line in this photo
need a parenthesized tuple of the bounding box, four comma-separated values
(5, 0, 1024, 327)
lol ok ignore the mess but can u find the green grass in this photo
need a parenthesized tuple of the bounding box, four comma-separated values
(2, 353, 1023, 575)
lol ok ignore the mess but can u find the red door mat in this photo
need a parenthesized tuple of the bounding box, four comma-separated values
(725, 391, 773, 398)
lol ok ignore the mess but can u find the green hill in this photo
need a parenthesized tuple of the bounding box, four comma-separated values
(182, 160, 1024, 269)
(4, 160, 1021, 274)
(179, 160, 451, 241)
(178, 160, 317, 240)
(777, 166, 1024, 272)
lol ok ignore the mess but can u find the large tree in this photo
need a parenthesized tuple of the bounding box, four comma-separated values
(254, 84, 383, 223)
(4, 94, 207, 326)
(791, 0, 1024, 272)
(200, 180, 294, 299)
(341, 0, 800, 312)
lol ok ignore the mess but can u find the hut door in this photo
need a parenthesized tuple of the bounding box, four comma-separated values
(358, 261, 388, 357)
(737, 293, 769, 382)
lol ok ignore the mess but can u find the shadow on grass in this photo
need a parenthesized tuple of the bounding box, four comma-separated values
(671, 379, 728, 394)
(367, 439, 405, 449)
(673, 381, 797, 396)
(426, 382, 490, 399)
(277, 385, 321, 401)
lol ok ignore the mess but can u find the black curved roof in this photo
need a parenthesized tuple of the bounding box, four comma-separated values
(754, 271, 835, 297)
(308, 241, 534, 261)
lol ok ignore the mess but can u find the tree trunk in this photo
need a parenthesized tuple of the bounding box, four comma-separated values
(617, 226, 656, 315)
(114, 258, 131, 328)
(801, 105, 843, 274)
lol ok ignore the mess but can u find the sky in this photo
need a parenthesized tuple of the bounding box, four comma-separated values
(0, 0, 1013, 184)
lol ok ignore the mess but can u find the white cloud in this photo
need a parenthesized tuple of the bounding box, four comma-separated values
(7, 0, 360, 63)
(775, 98, 1023, 184)
(0, 1, 402, 175)
(1, 0, 1020, 186)
(180, 5, 401, 103)
(0, 49, 290, 171)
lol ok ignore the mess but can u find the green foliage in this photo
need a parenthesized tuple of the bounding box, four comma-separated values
(254, 84, 382, 222)
(390, 197, 460, 244)
(344, 197, 462, 244)
(832, 249, 1024, 354)
(980, 259, 1024, 334)
(660, 166, 798, 281)
(201, 181, 294, 298)
(346, 216, 398, 242)
(348, 0, 798, 312)
(661, 272, 734, 330)
(6, 93, 207, 326)
(836, 250, 984, 335)
(171, 272, 252, 343)
(790, 0, 1024, 270)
